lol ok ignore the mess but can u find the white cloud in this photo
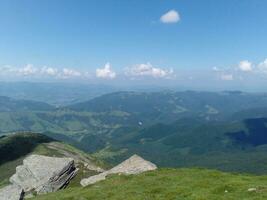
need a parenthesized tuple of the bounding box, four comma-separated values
(125, 63, 174, 78)
(238, 60, 253, 72)
(41, 66, 58, 76)
(96, 63, 116, 79)
(0, 65, 15, 74)
(258, 58, 267, 73)
(221, 73, 233, 81)
(160, 10, 180, 24)
(0, 64, 86, 79)
(17, 64, 38, 76)
(61, 68, 81, 78)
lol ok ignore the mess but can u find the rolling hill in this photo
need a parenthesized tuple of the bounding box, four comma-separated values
(0, 82, 117, 106)
(68, 91, 267, 122)
(0, 96, 54, 112)
(93, 117, 267, 174)
(1, 91, 267, 174)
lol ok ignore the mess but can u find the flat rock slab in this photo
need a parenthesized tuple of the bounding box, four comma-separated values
(81, 154, 157, 186)
(10, 154, 76, 194)
(0, 184, 24, 200)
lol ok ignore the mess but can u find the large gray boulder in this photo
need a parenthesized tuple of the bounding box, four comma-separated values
(0, 184, 24, 200)
(80, 154, 157, 186)
(10, 155, 78, 195)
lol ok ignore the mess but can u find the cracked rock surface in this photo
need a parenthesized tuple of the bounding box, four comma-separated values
(10, 155, 78, 194)
(1, 154, 78, 200)
(0, 184, 24, 200)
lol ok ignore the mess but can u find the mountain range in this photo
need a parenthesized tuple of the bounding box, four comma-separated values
(1, 91, 267, 174)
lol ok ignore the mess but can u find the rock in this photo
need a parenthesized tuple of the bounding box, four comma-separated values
(80, 154, 157, 186)
(0, 184, 24, 200)
(10, 155, 78, 194)
(248, 188, 257, 192)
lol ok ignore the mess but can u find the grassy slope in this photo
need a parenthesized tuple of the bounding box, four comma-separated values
(34, 168, 267, 200)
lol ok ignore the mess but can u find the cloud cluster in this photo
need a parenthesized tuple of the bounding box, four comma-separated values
(212, 58, 267, 81)
(125, 63, 174, 78)
(17, 64, 38, 76)
(236, 59, 267, 74)
(221, 73, 233, 81)
(61, 68, 81, 78)
(238, 60, 253, 72)
(40, 66, 58, 76)
(258, 59, 267, 73)
(160, 10, 180, 24)
(0, 62, 177, 81)
(96, 63, 116, 79)
(0, 64, 82, 79)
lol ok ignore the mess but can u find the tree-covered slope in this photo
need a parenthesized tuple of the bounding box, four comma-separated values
(94, 117, 267, 174)
(68, 91, 267, 122)
(0, 132, 54, 165)
(0, 96, 54, 112)
(2, 91, 267, 174)
(34, 168, 267, 200)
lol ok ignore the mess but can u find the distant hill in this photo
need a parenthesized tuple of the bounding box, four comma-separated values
(0, 96, 54, 112)
(94, 117, 267, 174)
(0, 82, 117, 106)
(1, 91, 267, 174)
(68, 91, 267, 122)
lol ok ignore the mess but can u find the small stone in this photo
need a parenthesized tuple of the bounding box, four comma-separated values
(248, 188, 257, 192)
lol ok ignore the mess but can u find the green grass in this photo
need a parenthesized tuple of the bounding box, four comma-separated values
(34, 168, 267, 200)
(0, 157, 24, 188)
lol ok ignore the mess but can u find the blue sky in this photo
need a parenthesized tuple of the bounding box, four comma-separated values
(0, 0, 267, 90)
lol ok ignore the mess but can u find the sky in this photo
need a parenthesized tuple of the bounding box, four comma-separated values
(0, 0, 267, 91)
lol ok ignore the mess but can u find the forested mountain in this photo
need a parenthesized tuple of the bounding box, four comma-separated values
(0, 96, 54, 112)
(1, 91, 267, 174)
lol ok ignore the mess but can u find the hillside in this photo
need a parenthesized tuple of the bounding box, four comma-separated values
(68, 91, 267, 122)
(94, 117, 267, 174)
(1, 91, 267, 174)
(0, 82, 117, 106)
(34, 168, 267, 200)
(0, 96, 54, 112)
(0, 132, 103, 188)
(2, 91, 267, 137)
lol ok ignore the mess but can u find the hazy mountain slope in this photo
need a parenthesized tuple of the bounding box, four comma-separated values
(0, 82, 117, 106)
(0, 96, 54, 112)
(34, 168, 267, 200)
(94, 117, 267, 174)
(1, 91, 267, 174)
(68, 91, 267, 122)
(2, 91, 267, 138)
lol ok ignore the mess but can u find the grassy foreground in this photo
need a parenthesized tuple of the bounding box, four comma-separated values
(35, 168, 267, 200)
